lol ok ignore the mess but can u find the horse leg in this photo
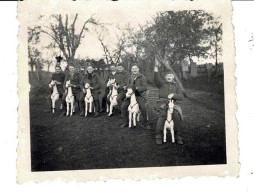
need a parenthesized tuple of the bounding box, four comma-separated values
(163, 124, 167, 143)
(70, 102, 73, 116)
(106, 102, 109, 113)
(171, 124, 175, 143)
(108, 104, 113, 116)
(129, 111, 132, 128)
(66, 103, 69, 116)
(52, 100, 55, 113)
(60, 103, 63, 110)
(133, 112, 137, 127)
(85, 102, 88, 117)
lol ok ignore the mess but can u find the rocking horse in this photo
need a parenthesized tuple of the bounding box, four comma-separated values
(163, 99, 175, 143)
(84, 83, 94, 117)
(106, 79, 118, 116)
(49, 80, 60, 113)
(126, 87, 140, 128)
(65, 80, 75, 116)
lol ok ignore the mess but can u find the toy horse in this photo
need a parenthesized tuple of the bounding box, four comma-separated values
(106, 79, 118, 116)
(84, 83, 94, 117)
(65, 80, 75, 116)
(49, 80, 60, 113)
(126, 87, 140, 128)
(163, 99, 175, 143)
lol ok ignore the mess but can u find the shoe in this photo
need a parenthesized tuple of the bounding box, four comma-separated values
(60, 112, 66, 116)
(100, 108, 105, 113)
(156, 138, 162, 145)
(120, 122, 128, 128)
(80, 111, 84, 116)
(94, 112, 100, 117)
(145, 123, 151, 130)
(176, 139, 183, 145)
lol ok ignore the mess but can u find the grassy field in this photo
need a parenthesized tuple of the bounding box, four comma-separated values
(29, 71, 226, 171)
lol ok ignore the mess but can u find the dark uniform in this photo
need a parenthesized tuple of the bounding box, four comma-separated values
(115, 70, 130, 113)
(62, 72, 83, 113)
(101, 71, 117, 111)
(121, 73, 149, 125)
(154, 71, 184, 144)
(49, 71, 66, 109)
(80, 72, 102, 114)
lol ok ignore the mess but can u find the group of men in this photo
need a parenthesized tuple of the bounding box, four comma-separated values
(49, 62, 184, 145)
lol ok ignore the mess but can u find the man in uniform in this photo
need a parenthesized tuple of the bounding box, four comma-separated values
(120, 64, 151, 130)
(153, 63, 184, 145)
(61, 64, 83, 116)
(80, 64, 102, 117)
(100, 64, 118, 113)
(48, 65, 66, 110)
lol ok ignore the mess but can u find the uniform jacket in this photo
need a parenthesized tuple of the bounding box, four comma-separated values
(63, 72, 82, 92)
(115, 71, 130, 91)
(80, 72, 101, 91)
(50, 72, 66, 90)
(127, 73, 147, 97)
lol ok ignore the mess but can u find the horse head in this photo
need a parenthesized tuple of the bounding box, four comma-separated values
(126, 85, 135, 98)
(85, 83, 90, 89)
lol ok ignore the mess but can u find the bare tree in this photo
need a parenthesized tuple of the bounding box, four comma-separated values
(41, 14, 98, 66)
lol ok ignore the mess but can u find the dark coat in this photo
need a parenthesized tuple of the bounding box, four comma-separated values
(115, 71, 130, 91)
(154, 72, 183, 102)
(127, 73, 147, 97)
(63, 72, 82, 93)
(50, 72, 66, 90)
(80, 72, 101, 91)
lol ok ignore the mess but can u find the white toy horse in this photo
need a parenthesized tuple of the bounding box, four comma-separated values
(163, 99, 175, 143)
(84, 83, 94, 117)
(65, 80, 75, 116)
(106, 79, 118, 116)
(126, 87, 140, 128)
(49, 80, 59, 113)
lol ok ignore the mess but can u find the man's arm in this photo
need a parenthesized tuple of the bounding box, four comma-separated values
(136, 75, 147, 93)
(154, 67, 163, 88)
(172, 83, 184, 101)
(92, 74, 101, 90)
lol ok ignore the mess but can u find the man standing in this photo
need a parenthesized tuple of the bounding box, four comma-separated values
(80, 64, 102, 117)
(48, 65, 66, 110)
(120, 64, 151, 130)
(61, 64, 83, 116)
(100, 64, 117, 112)
(153, 64, 184, 145)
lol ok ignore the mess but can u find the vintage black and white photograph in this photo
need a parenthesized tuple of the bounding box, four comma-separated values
(17, 0, 238, 181)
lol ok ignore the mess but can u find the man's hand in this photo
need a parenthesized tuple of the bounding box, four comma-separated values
(114, 85, 119, 90)
(154, 66, 159, 72)
(168, 93, 174, 99)
(136, 87, 138, 91)
(56, 81, 61, 85)
(123, 86, 127, 90)
(90, 87, 94, 90)
(82, 89, 86, 94)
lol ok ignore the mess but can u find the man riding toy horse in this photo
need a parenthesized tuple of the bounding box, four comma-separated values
(80, 64, 102, 117)
(153, 63, 184, 145)
(48, 65, 66, 113)
(120, 64, 151, 130)
(61, 64, 83, 116)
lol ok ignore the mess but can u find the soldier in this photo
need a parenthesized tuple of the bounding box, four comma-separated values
(153, 64, 184, 145)
(115, 64, 130, 115)
(61, 64, 83, 116)
(100, 64, 117, 113)
(120, 64, 151, 130)
(48, 65, 66, 110)
(80, 64, 102, 117)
